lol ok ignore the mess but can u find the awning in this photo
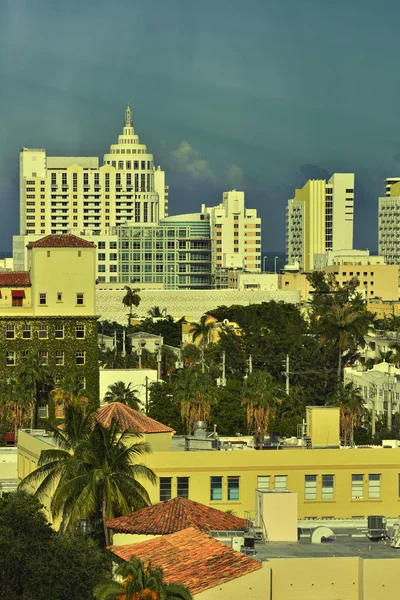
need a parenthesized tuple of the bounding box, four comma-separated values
(11, 290, 25, 298)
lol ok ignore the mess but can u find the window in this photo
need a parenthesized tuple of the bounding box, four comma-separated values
(39, 293, 46, 305)
(40, 351, 48, 365)
(210, 476, 223, 501)
(57, 292, 62, 302)
(274, 475, 287, 491)
(177, 477, 189, 499)
(368, 474, 381, 499)
(76, 351, 85, 365)
(38, 405, 48, 419)
(227, 476, 240, 501)
(38, 324, 48, 339)
(352, 474, 364, 499)
(6, 324, 15, 339)
(110, 241, 117, 249)
(160, 477, 172, 501)
(76, 293, 84, 305)
(6, 351, 16, 366)
(55, 323, 64, 339)
(305, 475, 317, 500)
(98, 241, 106, 249)
(109, 253, 117, 261)
(98, 265, 106, 272)
(322, 475, 334, 499)
(22, 324, 31, 339)
(257, 476, 270, 491)
(98, 253, 106, 261)
(55, 351, 64, 366)
(76, 323, 85, 339)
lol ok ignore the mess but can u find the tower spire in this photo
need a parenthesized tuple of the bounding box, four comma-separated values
(125, 105, 133, 127)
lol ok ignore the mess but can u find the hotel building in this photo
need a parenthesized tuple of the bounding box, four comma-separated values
(286, 173, 354, 271)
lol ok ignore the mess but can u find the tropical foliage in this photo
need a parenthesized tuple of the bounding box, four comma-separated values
(104, 381, 140, 409)
(241, 371, 283, 448)
(19, 409, 156, 545)
(0, 492, 112, 600)
(94, 557, 193, 600)
(173, 369, 218, 435)
(122, 286, 141, 322)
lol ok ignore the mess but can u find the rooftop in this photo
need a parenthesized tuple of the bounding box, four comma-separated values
(109, 526, 262, 595)
(26, 234, 95, 248)
(252, 526, 400, 561)
(95, 402, 175, 434)
(0, 271, 31, 286)
(106, 496, 249, 535)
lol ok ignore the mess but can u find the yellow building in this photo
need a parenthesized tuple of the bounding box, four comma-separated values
(287, 173, 354, 271)
(0, 234, 99, 403)
(17, 405, 400, 521)
(280, 264, 399, 303)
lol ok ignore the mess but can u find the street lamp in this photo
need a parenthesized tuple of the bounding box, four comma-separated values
(263, 256, 268, 272)
(136, 339, 146, 369)
(274, 256, 279, 274)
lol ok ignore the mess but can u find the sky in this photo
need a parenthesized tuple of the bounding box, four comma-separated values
(1, 0, 400, 253)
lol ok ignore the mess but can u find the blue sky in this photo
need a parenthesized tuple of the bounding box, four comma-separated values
(1, 0, 400, 252)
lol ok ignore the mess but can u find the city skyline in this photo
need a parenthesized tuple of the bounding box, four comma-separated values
(2, 0, 400, 253)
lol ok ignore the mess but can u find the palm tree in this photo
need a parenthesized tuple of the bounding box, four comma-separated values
(17, 350, 52, 428)
(94, 557, 193, 600)
(331, 382, 365, 446)
(241, 371, 283, 449)
(318, 302, 372, 380)
(100, 348, 123, 370)
(104, 381, 140, 409)
(51, 373, 88, 417)
(189, 315, 215, 348)
(0, 376, 32, 437)
(174, 369, 218, 435)
(20, 414, 156, 546)
(122, 286, 141, 323)
(148, 306, 167, 318)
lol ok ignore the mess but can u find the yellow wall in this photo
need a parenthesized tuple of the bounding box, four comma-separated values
(18, 430, 400, 520)
(279, 272, 311, 301)
(269, 557, 361, 600)
(29, 246, 96, 316)
(196, 564, 269, 600)
(112, 533, 160, 546)
(0, 286, 32, 314)
(363, 559, 399, 600)
(306, 407, 340, 448)
(321, 264, 399, 302)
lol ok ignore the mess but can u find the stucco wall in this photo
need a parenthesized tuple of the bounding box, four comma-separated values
(196, 564, 269, 600)
(96, 288, 301, 323)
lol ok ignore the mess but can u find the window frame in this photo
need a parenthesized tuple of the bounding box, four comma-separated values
(177, 477, 189, 499)
(210, 476, 223, 501)
(305, 475, 317, 500)
(227, 476, 240, 501)
(159, 477, 172, 502)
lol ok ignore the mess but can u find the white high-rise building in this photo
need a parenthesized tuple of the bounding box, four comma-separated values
(201, 190, 262, 273)
(378, 181, 400, 269)
(385, 177, 400, 196)
(286, 173, 354, 271)
(18, 106, 168, 238)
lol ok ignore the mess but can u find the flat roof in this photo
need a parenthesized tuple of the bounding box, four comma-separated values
(253, 529, 400, 561)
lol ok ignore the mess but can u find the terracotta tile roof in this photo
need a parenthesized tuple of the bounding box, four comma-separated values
(26, 234, 95, 248)
(109, 527, 262, 595)
(107, 496, 249, 535)
(0, 271, 31, 286)
(95, 402, 174, 434)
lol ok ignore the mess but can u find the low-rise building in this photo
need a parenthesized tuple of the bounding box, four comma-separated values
(0, 234, 99, 402)
(344, 362, 400, 416)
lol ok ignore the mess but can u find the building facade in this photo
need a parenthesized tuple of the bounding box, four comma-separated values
(378, 181, 400, 274)
(0, 235, 99, 402)
(286, 173, 354, 270)
(18, 106, 167, 238)
(201, 190, 261, 275)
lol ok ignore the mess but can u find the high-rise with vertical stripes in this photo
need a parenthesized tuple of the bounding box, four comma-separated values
(286, 174, 354, 271)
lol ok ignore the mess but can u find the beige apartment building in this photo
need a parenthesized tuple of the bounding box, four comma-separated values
(286, 173, 354, 271)
(201, 190, 261, 273)
(18, 106, 168, 239)
(280, 263, 398, 302)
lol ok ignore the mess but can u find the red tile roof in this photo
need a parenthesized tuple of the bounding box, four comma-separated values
(0, 271, 31, 286)
(109, 527, 262, 595)
(26, 234, 95, 248)
(95, 402, 175, 434)
(107, 496, 249, 535)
